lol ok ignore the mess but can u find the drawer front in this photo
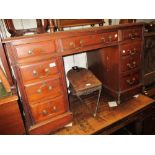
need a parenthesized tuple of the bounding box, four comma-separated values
(19, 58, 60, 83)
(121, 54, 140, 72)
(61, 31, 118, 51)
(121, 28, 142, 41)
(120, 71, 140, 91)
(120, 41, 141, 56)
(30, 96, 66, 123)
(25, 78, 63, 103)
(15, 40, 56, 59)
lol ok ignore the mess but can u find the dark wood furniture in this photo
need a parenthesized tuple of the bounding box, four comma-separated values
(55, 19, 105, 31)
(0, 66, 11, 92)
(4, 19, 55, 37)
(143, 30, 155, 96)
(0, 82, 25, 134)
(1, 22, 144, 134)
(67, 67, 102, 116)
(119, 19, 136, 24)
(53, 94, 155, 135)
(87, 24, 143, 103)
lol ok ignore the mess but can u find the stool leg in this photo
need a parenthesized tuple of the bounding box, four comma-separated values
(93, 89, 102, 117)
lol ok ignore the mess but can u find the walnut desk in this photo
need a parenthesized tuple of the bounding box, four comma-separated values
(1, 23, 145, 134)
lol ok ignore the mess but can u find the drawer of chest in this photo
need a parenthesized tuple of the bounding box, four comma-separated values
(24, 78, 63, 103)
(121, 28, 142, 41)
(19, 58, 60, 83)
(121, 54, 140, 72)
(14, 40, 56, 60)
(120, 41, 141, 56)
(61, 31, 118, 51)
(30, 96, 66, 123)
(120, 71, 140, 91)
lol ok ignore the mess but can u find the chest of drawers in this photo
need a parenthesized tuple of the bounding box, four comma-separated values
(3, 36, 72, 134)
(87, 26, 143, 103)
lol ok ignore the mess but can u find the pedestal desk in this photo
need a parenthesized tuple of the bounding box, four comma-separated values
(1, 23, 145, 134)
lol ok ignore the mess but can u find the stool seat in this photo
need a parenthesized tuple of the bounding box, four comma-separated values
(67, 67, 102, 117)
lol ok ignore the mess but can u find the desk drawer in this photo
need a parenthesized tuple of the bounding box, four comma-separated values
(30, 96, 66, 123)
(120, 41, 141, 56)
(121, 54, 140, 72)
(120, 71, 140, 91)
(19, 58, 60, 83)
(61, 31, 118, 51)
(14, 40, 56, 60)
(25, 77, 63, 103)
(121, 28, 142, 41)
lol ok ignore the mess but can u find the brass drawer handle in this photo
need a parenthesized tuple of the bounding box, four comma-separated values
(37, 89, 42, 94)
(126, 78, 136, 85)
(128, 50, 136, 56)
(80, 40, 84, 45)
(127, 63, 132, 69)
(28, 50, 33, 54)
(48, 86, 52, 90)
(32, 70, 38, 76)
(42, 110, 48, 116)
(133, 48, 137, 53)
(129, 33, 135, 40)
(126, 79, 134, 85)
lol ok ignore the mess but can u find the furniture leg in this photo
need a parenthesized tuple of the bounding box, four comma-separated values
(93, 88, 102, 117)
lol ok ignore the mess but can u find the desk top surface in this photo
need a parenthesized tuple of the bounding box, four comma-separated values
(2, 22, 144, 43)
(53, 94, 154, 135)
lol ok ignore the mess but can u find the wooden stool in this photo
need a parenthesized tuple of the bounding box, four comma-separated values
(67, 67, 102, 117)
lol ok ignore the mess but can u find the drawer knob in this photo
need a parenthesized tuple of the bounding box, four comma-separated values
(133, 61, 136, 66)
(45, 68, 49, 73)
(42, 110, 48, 115)
(132, 77, 136, 81)
(33, 70, 38, 76)
(80, 40, 84, 45)
(133, 48, 137, 52)
(127, 63, 132, 69)
(101, 37, 105, 42)
(108, 35, 112, 41)
(53, 106, 57, 111)
(48, 86, 52, 90)
(37, 89, 42, 93)
(28, 50, 33, 54)
(115, 34, 118, 38)
(69, 42, 75, 47)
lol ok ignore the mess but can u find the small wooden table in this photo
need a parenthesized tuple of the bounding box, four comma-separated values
(53, 94, 155, 135)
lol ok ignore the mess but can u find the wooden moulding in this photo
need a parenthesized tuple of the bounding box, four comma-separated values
(29, 112, 72, 135)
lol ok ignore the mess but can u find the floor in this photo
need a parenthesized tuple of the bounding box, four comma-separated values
(54, 92, 155, 135)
